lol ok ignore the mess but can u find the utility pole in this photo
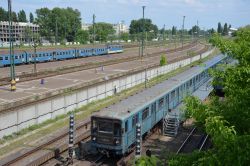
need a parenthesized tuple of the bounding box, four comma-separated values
(182, 16, 185, 48)
(92, 14, 96, 44)
(197, 20, 199, 41)
(8, 0, 16, 91)
(163, 24, 165, 42)
(64, 22, 66, 42)
(55, 19, 58, 45)
(142, 6, 145, 57)
(32, 42, 37, 75)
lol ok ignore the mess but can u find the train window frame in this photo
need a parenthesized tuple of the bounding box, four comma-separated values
(0, 57, 3, 60)
(125, 120, 128, 132)
(114, 123, 121, 136)
(142, 107, 149, 121)
(170, 90, 175, 101)
(15, 56, 18, 59)
(158, 98, 164, 110)
(5, 56, 8, 60)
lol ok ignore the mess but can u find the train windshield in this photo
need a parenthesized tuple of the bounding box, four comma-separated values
(92, 118, 121, 136)
(98, 121, 113, 134)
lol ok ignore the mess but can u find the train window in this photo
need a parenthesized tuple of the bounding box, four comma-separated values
(170, 90, 175, 101)
(125, 120, 128, 132)
(114, 123, 121, 136)
(158, 98, 164, 109)
(15, 56, 18, 59)
(142, 107, 149, 121)
(0, 57, 3, 60)
(165, 95, 169, 104)
(43, 53, 45, 57)
(21, 55, 24, 58)
(5, 57, 8, 60)
(132, 114, 139, 127)
(98, 121, 112, 134)
(189, 79, 192, 86)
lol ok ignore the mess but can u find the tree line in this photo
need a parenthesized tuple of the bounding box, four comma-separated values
(0, 6, 233, 45)
(0, 7, 34, 23)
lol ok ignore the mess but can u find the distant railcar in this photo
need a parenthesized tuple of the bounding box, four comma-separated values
(90, 55, 226, 155)
(0, 44, 123, 67)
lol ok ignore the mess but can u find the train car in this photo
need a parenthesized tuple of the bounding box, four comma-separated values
(107, 44, 123, 54)
(0, 44, 123, 67)
(0, 50, 28, 66)
(90, 54, 226, 155)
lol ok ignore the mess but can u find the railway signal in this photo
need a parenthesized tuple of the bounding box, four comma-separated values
(135, 123, 142, 158)
(68, 113, 75, 164)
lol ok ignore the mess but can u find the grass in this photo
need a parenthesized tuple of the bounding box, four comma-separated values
(0, 47, 219, 157)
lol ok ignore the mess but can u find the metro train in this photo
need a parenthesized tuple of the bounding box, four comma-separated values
(90, 54, 226, 155)
(0, 44, 123, 67)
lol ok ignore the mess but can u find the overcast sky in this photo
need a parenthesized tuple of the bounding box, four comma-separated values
(0, 0, 249, 30)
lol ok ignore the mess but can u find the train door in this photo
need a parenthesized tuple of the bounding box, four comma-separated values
(151, 102, 156, 126)
(53, 51, 56, 61)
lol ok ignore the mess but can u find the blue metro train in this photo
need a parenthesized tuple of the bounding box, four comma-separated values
(0, 44, 123, 67)
(90, 54, 226, 155)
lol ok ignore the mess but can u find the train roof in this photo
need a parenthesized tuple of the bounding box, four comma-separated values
(0, 44, 122, 55)
(93, 54, 226, 121)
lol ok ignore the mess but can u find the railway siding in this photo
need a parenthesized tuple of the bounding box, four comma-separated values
(0, 47, 213, 138)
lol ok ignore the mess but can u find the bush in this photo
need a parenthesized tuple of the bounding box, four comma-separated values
(160, 55, 167, 66)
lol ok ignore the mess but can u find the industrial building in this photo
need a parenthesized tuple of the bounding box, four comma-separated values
(0, 21, 39, 43)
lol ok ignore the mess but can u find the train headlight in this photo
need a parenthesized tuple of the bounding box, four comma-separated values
(115, 139, 120, 145)
(92, 137, 96, 141)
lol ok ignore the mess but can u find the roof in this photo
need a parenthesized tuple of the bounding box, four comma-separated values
(0, 44, 122, 55)
(94, 54, 226, 120)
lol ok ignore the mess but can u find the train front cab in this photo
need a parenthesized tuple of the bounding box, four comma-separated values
(91, 116, 123, 155)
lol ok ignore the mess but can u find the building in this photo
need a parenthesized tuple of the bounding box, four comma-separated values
(81, 21, 129, 35)
(0, 21, 39, 43)
(81, 23, 92, 31)
(112, 21, 129, 35)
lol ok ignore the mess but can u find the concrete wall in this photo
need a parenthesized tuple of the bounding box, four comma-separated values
(0, 49, 214, 138)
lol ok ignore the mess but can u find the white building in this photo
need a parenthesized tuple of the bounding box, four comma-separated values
(81, 21, 129, 35)
(81, 23, 92, 31)
(0, 21, 39, 43)
(113, 21, 129, 35)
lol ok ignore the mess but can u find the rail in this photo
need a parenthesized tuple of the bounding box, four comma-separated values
(176, 127, 197, 154)
(1, 120, 91, 166)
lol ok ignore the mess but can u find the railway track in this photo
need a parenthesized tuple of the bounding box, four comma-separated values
(0, 45, 209, 166)
(176, 127, 210, 154)
(0, 120, 91, 166)
(0, 42, 198, 86)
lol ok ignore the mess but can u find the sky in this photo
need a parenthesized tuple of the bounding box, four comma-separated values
(0, 0, 249, 30)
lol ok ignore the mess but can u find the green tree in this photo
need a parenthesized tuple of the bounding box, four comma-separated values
(29, 12, 34, 23)
(35, 7, 81, 42)
(18, 9, 27, 22)
(160, 55, 167, 66)
(120, 32, 129, 42)
(171, 26, 177, 36)
(129, 18, 158, 40)
(89, 22, 115, 42)
(75, 30, 89, 44)
(12, 12, 18, 22)
(223, 23, 228, 36)
(169, 27, 250, 166)
(217, 22, 222, 34)
(188, 25, 200, 37)
(23, 26, 32, 44)
(0, 7, 8, 21)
